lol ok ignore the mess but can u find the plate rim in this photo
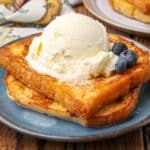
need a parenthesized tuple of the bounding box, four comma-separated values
(0, 114, 150, 142)
(83, 0, 150, 38)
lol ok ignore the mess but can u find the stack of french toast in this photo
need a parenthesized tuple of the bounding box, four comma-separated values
(0, 33, 150, 127)
(110, 0, 150, 23)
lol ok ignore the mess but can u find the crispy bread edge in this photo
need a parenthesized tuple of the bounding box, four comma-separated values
(4, 73, 140, 127)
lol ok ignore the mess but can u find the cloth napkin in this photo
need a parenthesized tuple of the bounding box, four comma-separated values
(0, 0, 82, 47)
(0, 0, 82, 25)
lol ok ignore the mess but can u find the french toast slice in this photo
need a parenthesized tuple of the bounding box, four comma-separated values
(4, 73, 140, 127)
(110, 0, 150, 23)
(0, 34, 149, 118)
(127, 0, 150, 14)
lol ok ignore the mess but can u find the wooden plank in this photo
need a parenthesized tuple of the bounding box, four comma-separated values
(45, 141, 65, 150)
(0, 123, 41, 150)
(66, 143, 75, 150)
(43, 129, 145, 150)
(87, 143, 95, 150)
(75, 143, 87, 150)
(37, 139, 46, 150)
(16, 134, 38, 150)
(143, 125, 150, 150)
(0, 123, 17, 150)
(94, 129, 144, 150)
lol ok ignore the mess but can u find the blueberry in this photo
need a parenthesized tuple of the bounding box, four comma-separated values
(115, 57, 127, 73)
(111, 42, 128, 55)
(120, 50, 137, 67)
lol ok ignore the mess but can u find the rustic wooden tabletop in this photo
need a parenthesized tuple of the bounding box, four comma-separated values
(0, 5, 150, 150)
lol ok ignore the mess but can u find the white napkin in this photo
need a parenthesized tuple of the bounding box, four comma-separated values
(0, 0, 47, 23)
(0, 0, 82, 24)
(0, 27, 41, 47)
(0, 0, 82, 47)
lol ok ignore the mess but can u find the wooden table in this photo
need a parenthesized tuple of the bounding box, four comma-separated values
(0, 5, 150, 150)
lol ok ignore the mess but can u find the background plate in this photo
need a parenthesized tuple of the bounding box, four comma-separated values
(83, 0, 150, 38)
(0, 37, 150, 142)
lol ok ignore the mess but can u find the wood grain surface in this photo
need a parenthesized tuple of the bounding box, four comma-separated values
(0, 4, 150, 150)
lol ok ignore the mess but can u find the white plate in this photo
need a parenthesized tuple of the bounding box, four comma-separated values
(83, 0, 150, 38)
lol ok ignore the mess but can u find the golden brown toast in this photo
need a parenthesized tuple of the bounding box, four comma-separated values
(4, 73, 140, 127)
(127, 0, 150, 14)
(0, 34, 149, 118)
(0, 0, 12, 5)
(110, 0, 150, 23)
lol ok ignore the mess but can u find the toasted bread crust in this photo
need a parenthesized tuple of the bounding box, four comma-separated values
(4, 73, 140, 126)
(0, 34, 149, 118)
(110, 0, 150, 23)
(127, 0, 150, 14)
(37, 0, 61, 25)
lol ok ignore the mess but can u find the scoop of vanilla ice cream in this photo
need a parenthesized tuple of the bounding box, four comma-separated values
(41, 13, 109, 59)
(26, 13, 118, 82)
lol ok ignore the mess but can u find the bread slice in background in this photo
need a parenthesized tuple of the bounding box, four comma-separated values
(127, 0, 150, 14)
(110, 0, 150, 23)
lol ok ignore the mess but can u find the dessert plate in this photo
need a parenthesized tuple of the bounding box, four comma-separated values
(0, 38, 150, 142)
(83, 0, 150, 37)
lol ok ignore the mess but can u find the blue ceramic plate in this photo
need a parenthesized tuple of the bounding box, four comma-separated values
(0, 38, 150, 142)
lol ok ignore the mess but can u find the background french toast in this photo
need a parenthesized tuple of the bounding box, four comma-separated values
(0, 34, 149, 118)
(127, 0, 150, 14)
(4, 73, 140, 127)
(110, 0, 150, 23)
